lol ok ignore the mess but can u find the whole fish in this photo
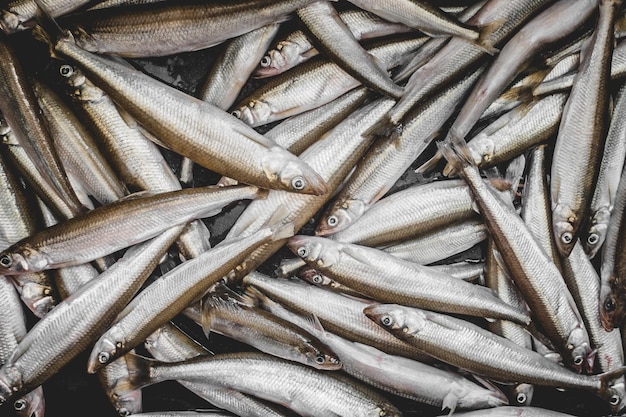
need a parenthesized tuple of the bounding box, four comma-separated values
(287, 235, 530, 323)
(253, 287, 509, 414)
(583, 81, 626, 258)
(61, 0, 328, 58)
(0, 185, 265, 275)
(438, 137, 593, 371)
(0, 227, 183, 406)
(365, 304, 626, 414)
(40, 30, 328, 196)
(296, 1, 403, 98)
(59, 65, 212, 261)
(201, 287, 341, 370)
(145, 323, 292, 417)
(122, 352, 403, 417)
(88, 221, 293, 372)
(550, 0, 619, 257)
(242, 271, 432, 362)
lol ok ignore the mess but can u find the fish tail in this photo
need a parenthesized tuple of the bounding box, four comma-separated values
(125, 353, 158, 390)
(436, 132, 475, 176)
(476, 20, 502, 56)
(31, 0, 66, 44)
(598, 365, 626, 392)
(240, 285, 269, 309)
(415, 149, 444, 175)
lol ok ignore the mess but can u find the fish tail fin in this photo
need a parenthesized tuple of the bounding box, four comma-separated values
(436, 132, 475, 177)
(125, 353, 158, 390)
(599, 366, 626, 392)
(476, 20, 503, 56)
(415, 149, 444, 175)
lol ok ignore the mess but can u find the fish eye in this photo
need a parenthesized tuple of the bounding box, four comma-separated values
(516, 392, 527, 404)
(59, 64, 74, 77)
(587, 233, 599, 245)
(231, 109, 242, 119)
(380, 315, 393, 327)
(312, 274, 323, 284)
(605, 298, 617, 312)
(297, 247, 308, 258)
(611, 395, 621, 406)
(326, 216, 338, 227)
(13, 399, 26, 411)
(291, 176, 305, 191)
(315, 354, 325, 364)
(98, 352, 110, 364)
(118, 407, 131, 417)
(0, 254, 12, 268)
(561, 232, 573, 244)
(260, 56, 271, 67)
(573, 356, 583, 366)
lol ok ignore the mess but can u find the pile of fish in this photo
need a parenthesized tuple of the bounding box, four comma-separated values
(1, 0, 626, 416)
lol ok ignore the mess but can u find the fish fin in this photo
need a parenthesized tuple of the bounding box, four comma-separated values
(341, 245, 375, 267)
(476, 20, 503, 56)
(216, 176, 239, 187)
(124, 352, 158, 389)
(441, 392, 459, 416)
(338, 292, 377, 305)
(415, 149, 444, 175)
(363, 113, 399, 140)
(116, 190, 157, 202)
(302, 312, 325, 334)
(240, 285, 270, 309)
(260, 206, 295, 241)
(31, 0, 65, 51)
(599, 366, 626, 391)
(505, 154, 526, 197)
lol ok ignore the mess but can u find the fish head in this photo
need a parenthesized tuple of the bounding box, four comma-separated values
(0, 365, 22, 406)
(565, 325, 592, 373)
(231, 100, 272, 127)
(87, 326, 126, 374)
(469, 136, 495, 166)
(262, 146, 328, 195)
(363, 303, 426, 337)
(13, 386, 45, 417)
(287, 235, 339, 269)
(374, 402, 403, 417)
(0, 11, 22, 34)
(599, 276, 626, 331)
(12, 280, 56, 318)
(58, 64, 105, 103)
(510, 383, 534, 406)
(298, 267, 334, 288)
(253, 48, 288, 78)
(0, 244, 47, 275)
(582, 209, 610, 259)
(603, 380, 626, 415)
(300, 342, 342, 371)
(316, 199, 366, 236)
(551, 204, 577, 257)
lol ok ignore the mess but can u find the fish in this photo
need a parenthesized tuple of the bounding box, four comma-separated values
(287, 235, 530, 323)
(0, 0, 93, 33)
(450, 406, 578, 416)
(40, 30, 328, 195)
(550, 0, 619, 256)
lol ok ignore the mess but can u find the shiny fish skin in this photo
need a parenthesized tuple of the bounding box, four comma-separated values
(451, 406, 577, 416)
(0, 227, 183, 406)
(330, 179, 477, 247)
(126, 352, 403, 417)
(257, 293, 508, 413)
(242, 271, 432, 362)
(365, 304, 625, 411)
(254, 8, 414, 78)
(231, 35, 425, 127)
(201, 290, 341, 370)
(288, 235, 530, 324)
(583, 82, 626, 258)
(60, 65, 212, 261)
(316, 69, 482, 237)
(550, 0, 619, 257)
(145, 323, 291, 417)
(0, 38, 85, 218)
(224, 98, 394, 279)
(63, 0, 324, 58)
(0, 0, 92, 34)
(297, 1, 403, 99)
(46, 34, 328, 196)
(88, 223, 293, 373)
(439, 139, 592, 371)
(32, 79, 128, 206)
(0, 185, 264, 275)
(97, 353, 143, 417)
(381, 218, 487, 266)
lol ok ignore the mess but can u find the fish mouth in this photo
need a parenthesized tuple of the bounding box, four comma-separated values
(299, 171, 329, 196)
(600, 311, 619, 332)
